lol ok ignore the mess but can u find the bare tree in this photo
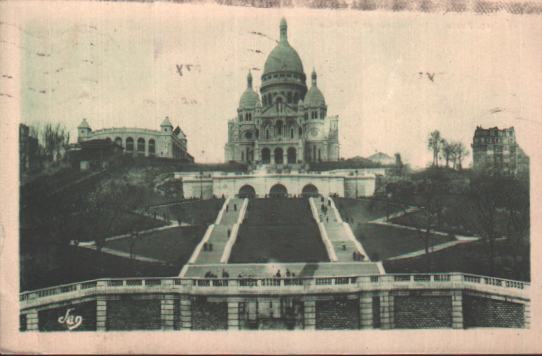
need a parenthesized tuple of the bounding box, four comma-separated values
(440, 139, 453, 168)
(428, 130, 444, 167)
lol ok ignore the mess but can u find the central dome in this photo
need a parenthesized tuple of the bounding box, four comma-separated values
(263, 18, 305, 76)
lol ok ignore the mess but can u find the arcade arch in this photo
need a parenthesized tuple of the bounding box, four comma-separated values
(269, 184, 288, 198)
(238, 185, 256, 199)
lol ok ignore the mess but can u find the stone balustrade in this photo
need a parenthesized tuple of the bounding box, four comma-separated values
(20, 272, 529, 310)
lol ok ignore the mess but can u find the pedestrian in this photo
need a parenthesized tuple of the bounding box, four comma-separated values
(226, 205, 229, 212)
(286, 269, 291, 277)
(227, 229, 231, 237)
(353, 251, 357, 261)
(203, 242, 208, 251)
(276, 269, 281, 278)
(234, 204, 237, 211)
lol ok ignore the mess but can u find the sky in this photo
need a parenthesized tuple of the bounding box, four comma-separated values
(3, 1, 542, 167)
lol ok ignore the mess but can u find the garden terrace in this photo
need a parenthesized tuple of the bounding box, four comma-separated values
(334, 197, 405, 223)
(149, 198, 224, 225)
(353, 223, 456, 261)
(105, 225, 207, 266)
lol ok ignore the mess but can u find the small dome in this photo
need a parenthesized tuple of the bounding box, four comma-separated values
(161, 116, 173, 127)
(78, 118, 90, 129)
(239, 71, 261, 109)
(305, 69, 326, 106)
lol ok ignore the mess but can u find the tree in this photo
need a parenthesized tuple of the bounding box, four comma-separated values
(502, 175, 530, 280)
(427, 130, 444, 167)
(29, 122, 70, 162)
(82, 180, 146, 272)
(450, 141, 469, 170)
(440, 139, 453, 168)
(464, 172, 508, 275)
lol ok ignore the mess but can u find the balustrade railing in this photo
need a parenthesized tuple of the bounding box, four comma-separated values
(20, 273, 529, 305)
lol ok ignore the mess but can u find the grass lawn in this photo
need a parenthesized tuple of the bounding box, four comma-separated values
(229, 198, 329, 263)
(230, 226, 329, 263)
(384, 239, 530, 281)
(150, 198, 224, 225)
(390, 208, 510, 237)
(334, 198, 405, 224)
(105, 226, 206, 265)
(353, 223, 456, 261)
(20, 245, 179, 292)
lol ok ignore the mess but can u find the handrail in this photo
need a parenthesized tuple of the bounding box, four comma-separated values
(20, 272, 530, 306)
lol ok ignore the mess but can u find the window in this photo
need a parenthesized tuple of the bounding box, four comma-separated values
(304, 113, 308, 121)
(148, 139, 155, 156)
(126, 137, 134, 152)
(290, 128, 294, 139)
(287, 92, 292, 103)
(266, 129, 270, 139)
(298, 127, 302, 136)
(255, 129, 259, 138)
(137, 138, 145, 155)
(241, 151, 244, 161)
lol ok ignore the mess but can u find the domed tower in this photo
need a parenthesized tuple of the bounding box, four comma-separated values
(77, 118, 92, 142)
(303, 69, 330, 162)
(238, 70, 260, 122)
(260, 18, 307, 108)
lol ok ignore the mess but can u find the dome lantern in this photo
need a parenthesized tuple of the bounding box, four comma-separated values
(247, 70, 253, 89)
(280, 18, 288, 43)
(311, 68, 318, 86)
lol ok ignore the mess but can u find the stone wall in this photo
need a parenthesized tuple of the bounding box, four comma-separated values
(191, 297, 228, 330)
(37, 301, 97, 331)
(106, 297, 161, 330)
(394, 295, 452, 329)
(315, 299, 359, 329)
(463, 295, 525, 328)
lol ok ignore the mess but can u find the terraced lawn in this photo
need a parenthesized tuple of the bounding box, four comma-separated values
(105, 226, 206, 265)
(334, 198, 405, 223)
(149, 198, 224, 225)
(352, 223, 455, 261)
(229, 198, 329, 263)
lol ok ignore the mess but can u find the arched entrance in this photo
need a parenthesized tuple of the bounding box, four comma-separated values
(302, 184, 319, 197)
(274, 147, 283, 164)
(269, 184, 288, 198)
(287, 147, 296, 164)
(238, 185, 256, 199)
(261, 148, 270, 164)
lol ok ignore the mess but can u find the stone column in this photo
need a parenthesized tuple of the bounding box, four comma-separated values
(359, 294, 373, 329)
(451, 290, 464, 329)
(161, 295, 176, 330)
(179, 295, 192, 330)
(304, 299, 316, 330)
(380, 292, 394, 329)
(524, 302, 531, 329)
(227, 299, 240, 330)
(25, 309, 39, 331)
(96, 296, 107, 331)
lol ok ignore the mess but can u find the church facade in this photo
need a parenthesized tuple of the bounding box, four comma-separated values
(224, 19, 340, 165)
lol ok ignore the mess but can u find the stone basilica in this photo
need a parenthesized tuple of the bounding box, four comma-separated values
(225, 18, 340, 165)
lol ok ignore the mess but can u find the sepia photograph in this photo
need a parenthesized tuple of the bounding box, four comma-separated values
(1, 0, 541, 353)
